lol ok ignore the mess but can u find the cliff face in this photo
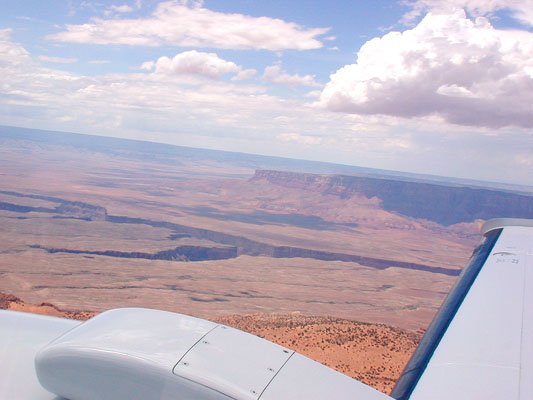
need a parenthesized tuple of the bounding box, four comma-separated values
(252, 170, 533, 226)
(31, 244, 238, 262)
(107, 215, 453, 274)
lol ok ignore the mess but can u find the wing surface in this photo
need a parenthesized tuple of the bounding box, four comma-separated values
(1, 309, 391, 400)
(392, 218, 533, 400)
(0, 310, 80, 400)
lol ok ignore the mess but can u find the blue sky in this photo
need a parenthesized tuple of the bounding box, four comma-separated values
(1, 0, 532, 185)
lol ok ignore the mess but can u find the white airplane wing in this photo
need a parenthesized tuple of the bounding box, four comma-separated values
(391, 218, 533, 400)
(0, 311, 80, 400)
(1, 218, 532, 399)
(1, 310, 390, 400)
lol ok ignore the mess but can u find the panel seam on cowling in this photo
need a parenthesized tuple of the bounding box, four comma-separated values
(173, 324, 219, 371)
(257, 351, 295, 399)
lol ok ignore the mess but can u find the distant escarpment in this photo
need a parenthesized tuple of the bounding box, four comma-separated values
(251, 170, 533, 226)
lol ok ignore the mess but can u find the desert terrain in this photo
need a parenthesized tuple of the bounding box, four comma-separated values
(1, 126, 532, 393)
(0, 128, 527, 330)
(2, 127, 531, 330)
(0, 134, 475, 329)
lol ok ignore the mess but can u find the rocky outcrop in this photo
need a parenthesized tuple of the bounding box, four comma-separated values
(0, 292, 22, 309)
(251, 170, 533, 225)
(0, 291, 96, 320)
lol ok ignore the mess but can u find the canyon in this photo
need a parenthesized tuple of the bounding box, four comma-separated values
(1, 126, 531, 333)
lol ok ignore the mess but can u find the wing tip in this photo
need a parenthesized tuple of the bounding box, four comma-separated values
(482, 218, 533, 236)
(390, 228, 502, 400)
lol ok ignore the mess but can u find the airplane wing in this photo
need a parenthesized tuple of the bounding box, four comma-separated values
(1, 310, 390, 400)
(1, 218, 532, 399)
(391, 218, 533, 400)
(0, 311, 80, 400)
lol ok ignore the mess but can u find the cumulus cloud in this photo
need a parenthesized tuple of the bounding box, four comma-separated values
(402, 0, 533, 26)
(305, 90, 322, 98)
(1, 25, 532, 185)
(0, 29, 30, 66)
(263, 65, 321, 87)
(38, 55, 78, 63)
(47, 1, 328, 50)
(144, 50, 241, 79)
(231, 69, 257, 81)
(140, 60, 155, 71)
(320, 10, 533, 128)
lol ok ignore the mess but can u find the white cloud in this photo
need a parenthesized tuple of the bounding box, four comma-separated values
(277, 132, 323, 145)
(305, 90, 322, 98)
(140, 61, 155, 71)
(147, 51, 241, 79)
(88, 59, 110, 64)
(38, 55, 78, 64)
(402, 0, 533, 26)
(1, 26, 532, 185)
(0, 29, 30, 66)
(320, 10, 533, 128)
(263, 65, 321, 87)
(231, 69, 257, 81)
(110, 4, 134, 13)
(47, 1, 329, 50)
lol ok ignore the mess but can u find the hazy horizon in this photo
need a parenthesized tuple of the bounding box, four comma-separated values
(3, 124, 532, 192)
(1, 1, 532, 185)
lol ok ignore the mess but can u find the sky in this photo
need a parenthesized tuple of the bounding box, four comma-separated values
(0, 0, 532, 186)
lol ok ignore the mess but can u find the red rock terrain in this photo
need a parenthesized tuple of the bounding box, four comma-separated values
(214, 313, 422, 394)
(0, 291, 97, 321)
